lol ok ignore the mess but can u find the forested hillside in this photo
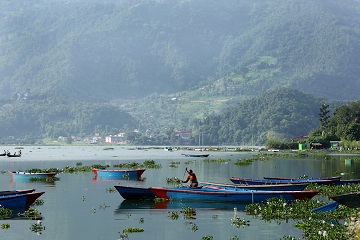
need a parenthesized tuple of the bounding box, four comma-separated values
(193, 88, 344, 145)
(1, 0, 360, 101)
(0, 0, 359, 143)
(0, 98, 136, 142)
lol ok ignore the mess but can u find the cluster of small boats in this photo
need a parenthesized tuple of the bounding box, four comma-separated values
(113, 174, 360, 208)
(0, 150, 22, 157)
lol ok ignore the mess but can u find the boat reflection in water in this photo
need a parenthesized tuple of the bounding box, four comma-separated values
(115, 199, 247, 214)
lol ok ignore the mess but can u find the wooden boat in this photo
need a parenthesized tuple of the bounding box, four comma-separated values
(92, 168, 145, 180)
(199, 181, 309, 191)
(331, 179, 360, 185)
(263, 176, 342, 181)
(149, 187, 319, 203)
(265, 176, 360, 186)
(230, 176, 341, 185)
(7, 152, 21, 157)
(114, 185, 202, 200)
(312, 201, 339, 213)
(0, 189, 35, 196)
(114, 185, 156, 200)
(0, 191, 45, 210)
(182, 153, 209, 157)
(330, 192, 360, 208)
(9, 171, 57, 179)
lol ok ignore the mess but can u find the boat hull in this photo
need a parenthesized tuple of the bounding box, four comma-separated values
(114, 185, 155, 200)
(149, 187, 318, 203)
(183, 154, 209, 157)
(0, 189, 36, 196)
(9, 171, 57, 179)
(199, 181, 309, 191)
(114, 185, 201, 200)
(0, 192, 44, 212)
(331, 192, 360, 208)
(230, 177, 341, 185)
(331, 179, 360, 185)
(92, 168, 145, 180)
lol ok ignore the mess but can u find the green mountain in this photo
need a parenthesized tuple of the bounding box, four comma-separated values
(1, 0, 360, 101)
(0, 0, 359, 143)
(195, 88, 344, 145)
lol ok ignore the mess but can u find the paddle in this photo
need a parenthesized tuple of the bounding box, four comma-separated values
(182, 168, 187, 183)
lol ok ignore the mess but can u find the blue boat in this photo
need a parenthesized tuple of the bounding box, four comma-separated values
(331, 179, 360, 186)
(9, 171, 57, 180)
(230, 176, 341, 185)
(114, 185, 156, 200)
(0, 189, 35, 196)
(92, 168, 145, 180)
(312, 201, 339, 213)
(114, 185, 202, 200)
(0, 191, 45, 211)
(198, 181, 309, 191)
(149, 187, 319, 203)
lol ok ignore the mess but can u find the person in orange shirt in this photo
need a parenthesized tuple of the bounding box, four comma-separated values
(182, 168, 198, 188)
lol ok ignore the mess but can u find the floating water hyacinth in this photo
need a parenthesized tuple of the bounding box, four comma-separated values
(30, 220, 45, 235)
(231, 208, 250, 228)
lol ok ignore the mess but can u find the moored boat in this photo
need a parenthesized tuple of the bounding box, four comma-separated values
(9, 171, 57, 179)
(182, 153, 209, 157)
(230, 176, 341, 185)
(330, 192, 360, 208)
(92, 168, 145, 180)
(114, 185, 202, 200)
(331, 179, 360, 185)
(0, 189, 35, 196)
(198, 181, 309, 191)
(0, 191, 45, 211)
(149, 187, 318, 203)
(6, 150, 21, 157)
(312, 201, 339, 213)
(263, 176, 342, 181)
(114, 185, 156, 200)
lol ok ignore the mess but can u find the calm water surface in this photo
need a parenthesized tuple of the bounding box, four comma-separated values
(0, 146, 359, 240)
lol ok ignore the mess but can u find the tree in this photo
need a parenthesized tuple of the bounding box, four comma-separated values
(66, 135, 73, 144)
(319, 101, 330, 136)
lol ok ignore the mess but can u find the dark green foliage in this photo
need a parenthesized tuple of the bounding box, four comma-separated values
(265, 139, 298, 149)
(324, 100, 360, 141)
(0, 98, 136, 140)
(196, 88, 337, 145)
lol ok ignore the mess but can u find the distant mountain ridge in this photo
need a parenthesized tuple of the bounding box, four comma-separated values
(0, 0, 359, 143)
(1, 0, 360, 102)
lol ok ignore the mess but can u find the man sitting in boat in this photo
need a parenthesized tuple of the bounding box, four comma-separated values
(182, 168, 198, 188)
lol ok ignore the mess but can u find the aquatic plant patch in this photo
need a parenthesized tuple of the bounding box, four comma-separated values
(122, 227, 144, 233)
(166, 177, 181, 185)
(23, 208, 42, 220)
(245, 197, 356, 240)
(30, 220, 45, 234)
(0, 207, 12, 219)
(1, 223, 10, 229)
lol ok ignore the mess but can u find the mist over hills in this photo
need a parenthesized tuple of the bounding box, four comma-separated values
(0, 0, 359, 143)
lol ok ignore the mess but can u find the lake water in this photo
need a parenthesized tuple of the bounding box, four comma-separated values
(0, 145, 359, 240)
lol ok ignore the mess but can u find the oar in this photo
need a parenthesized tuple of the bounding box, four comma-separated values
(182, 168, 187, 182)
